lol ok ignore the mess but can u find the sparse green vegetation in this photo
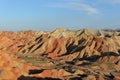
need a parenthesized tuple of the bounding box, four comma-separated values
(19, 55, 49, 66)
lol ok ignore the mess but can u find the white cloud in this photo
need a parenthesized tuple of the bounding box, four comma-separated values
(45, 1, 99, 15)
(74, 3, 99, 14)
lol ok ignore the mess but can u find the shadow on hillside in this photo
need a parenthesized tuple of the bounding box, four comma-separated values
(17, 75, 84, 80)
(18, 75, 61, 80)
(80, 52, 120, 62)
(29, 69, 44, 74)
(59, 45, 85, 57)
(69, 77, 82, 80)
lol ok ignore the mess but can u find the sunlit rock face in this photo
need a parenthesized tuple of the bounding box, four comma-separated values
(0, 29, 120, 80)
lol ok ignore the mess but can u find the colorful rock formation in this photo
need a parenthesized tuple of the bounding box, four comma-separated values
(0, 29, 120, 80)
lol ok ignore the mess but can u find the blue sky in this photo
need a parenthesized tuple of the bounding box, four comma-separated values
(0, 0, 120, 31)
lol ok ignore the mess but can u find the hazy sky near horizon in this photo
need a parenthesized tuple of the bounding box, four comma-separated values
(0, 0, 120, 31)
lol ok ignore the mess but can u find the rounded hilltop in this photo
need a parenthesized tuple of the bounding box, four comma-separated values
(0, 28, 120, 80)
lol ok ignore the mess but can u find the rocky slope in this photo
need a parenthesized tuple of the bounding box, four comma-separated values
(0, 29, 120, 80)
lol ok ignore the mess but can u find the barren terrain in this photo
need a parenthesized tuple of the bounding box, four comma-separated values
(0, 29, 120, 80)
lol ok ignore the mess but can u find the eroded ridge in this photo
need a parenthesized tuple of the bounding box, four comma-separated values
(0, 29, 120, 80)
